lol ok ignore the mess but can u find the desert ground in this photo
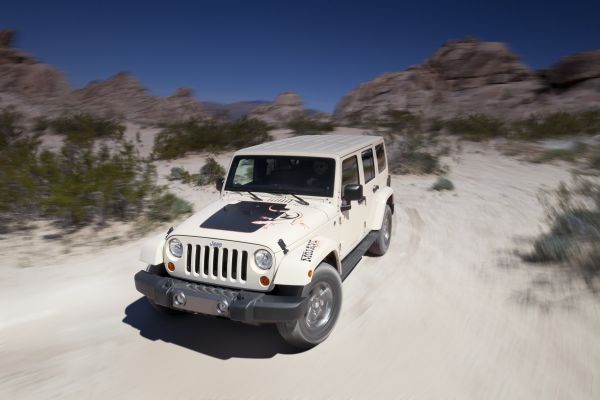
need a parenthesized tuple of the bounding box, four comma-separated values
(1, 130, 599, 400)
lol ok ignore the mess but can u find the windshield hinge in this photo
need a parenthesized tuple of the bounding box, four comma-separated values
(278, 239, 289, 254)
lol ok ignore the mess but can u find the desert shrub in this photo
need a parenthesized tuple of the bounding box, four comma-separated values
(388, 133, 444, 175)
(431, 177, 454, 191)
(379, 110, 422, 135)
(0, 109, 189, 231)
(512, 110, 600, 140)
(153, 117, 270, 159)
(168, 157, 226, 186)
(532, 143, 587, 163)
(39, 141, 156, 226)
(444, 114, 506, 141)
(168, 167, 192, 183)
(196, 157, 226, 185)
(286, 115, 334, 135)
(0, 109, 42, 226)
(47, 113, 125, 144)
(588, 146, 600, 170)
(147, 191, 193, 222)
(525, 180, 600, 285)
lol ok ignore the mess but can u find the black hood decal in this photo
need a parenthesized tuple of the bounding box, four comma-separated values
(200, 202, 304, 233)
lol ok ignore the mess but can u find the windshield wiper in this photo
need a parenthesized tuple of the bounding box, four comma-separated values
(246, 191, 262, 201)
(289, 193, 309, 206)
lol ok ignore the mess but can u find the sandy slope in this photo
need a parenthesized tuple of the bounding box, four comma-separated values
(1, 144, 600, 400)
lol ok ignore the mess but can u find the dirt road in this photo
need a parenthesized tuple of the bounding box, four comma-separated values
(1, 147, 599, 399)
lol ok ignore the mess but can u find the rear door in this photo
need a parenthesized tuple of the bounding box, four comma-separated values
(360, 147, 379, 224)
(338, 153, 368, 257)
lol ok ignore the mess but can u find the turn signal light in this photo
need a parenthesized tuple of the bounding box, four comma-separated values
(167, 262, 175, 272)
(308, 270, 313, 278)
(259, 276, 270, 286)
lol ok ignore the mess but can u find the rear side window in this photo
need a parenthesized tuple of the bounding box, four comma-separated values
(361, 149, 375, 183)
(341, 156, 359, 188)
(375, 143, 386, 173)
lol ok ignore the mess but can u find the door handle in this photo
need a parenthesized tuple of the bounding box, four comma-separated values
(372, 185, 379, 193)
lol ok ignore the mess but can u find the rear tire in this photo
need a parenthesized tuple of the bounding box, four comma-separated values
(368, 205, 392, 256)
(276, 263, 342, 349)
(145, 264, 183, 316)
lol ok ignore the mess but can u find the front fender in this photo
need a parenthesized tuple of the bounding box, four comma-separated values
(273, 237, 340, 286)
(368, 186, 394, 231)
(140, 234, 166, 265)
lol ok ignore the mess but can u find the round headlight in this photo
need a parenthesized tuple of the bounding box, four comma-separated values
(168, 238, 183, 258)
(254, 249, 273, 270)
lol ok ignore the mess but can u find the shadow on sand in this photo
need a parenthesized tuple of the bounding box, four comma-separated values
(122, 297, 302, 360)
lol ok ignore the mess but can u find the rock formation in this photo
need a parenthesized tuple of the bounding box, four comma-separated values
(249, 92, 305, 126)
(0, 29, 207, 123)
(334, 38, 600, 124)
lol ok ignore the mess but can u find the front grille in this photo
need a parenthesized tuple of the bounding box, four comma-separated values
(185, 244, 248, 282)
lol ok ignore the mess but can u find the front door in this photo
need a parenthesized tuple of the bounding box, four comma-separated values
(338, 154, 367, 257)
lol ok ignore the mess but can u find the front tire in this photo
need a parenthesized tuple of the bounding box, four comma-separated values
(368, 205, 392, 256)
(277, 263, 342, 349)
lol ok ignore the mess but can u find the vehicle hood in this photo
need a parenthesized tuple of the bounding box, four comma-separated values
(170, 198, 334, 252)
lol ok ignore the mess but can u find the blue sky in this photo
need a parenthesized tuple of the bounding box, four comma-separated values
(2, 0, 599, 112)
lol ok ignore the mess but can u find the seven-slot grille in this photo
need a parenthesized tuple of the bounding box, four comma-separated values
(185, 244, 248, 282)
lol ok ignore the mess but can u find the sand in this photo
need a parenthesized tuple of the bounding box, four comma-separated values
(1, 137, 599, 400)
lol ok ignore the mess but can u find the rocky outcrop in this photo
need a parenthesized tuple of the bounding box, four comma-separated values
(249, 92, 305, 126)
(0, 29, 70, 114)
(70, 74, 207, 123)
(334, 38, 600, 123)
(0, 29, 206, 123)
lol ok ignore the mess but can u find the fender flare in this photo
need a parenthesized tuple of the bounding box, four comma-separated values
(140, 234, 166, 265)
(368, 186, 394, 231)
(273, 236, 341, 286)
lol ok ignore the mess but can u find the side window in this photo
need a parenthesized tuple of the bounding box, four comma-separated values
(233, 158, 254, 185)
(375, 143, 386, 173)
(361, 149, 375, 183)
(341, 155, 359, 190)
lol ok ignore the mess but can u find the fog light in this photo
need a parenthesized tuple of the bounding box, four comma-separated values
(259, 276, 270, 286)
(174, 291, 186, 306)
(216, 300, 229, 314)
(167, 262, 175, 272)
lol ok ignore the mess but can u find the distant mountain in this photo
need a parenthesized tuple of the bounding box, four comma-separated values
(201, 100, 270, 120)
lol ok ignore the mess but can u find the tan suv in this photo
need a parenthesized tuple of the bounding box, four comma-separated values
(135, 135, 394, 348)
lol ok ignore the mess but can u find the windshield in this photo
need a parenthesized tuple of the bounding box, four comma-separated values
(225, 155, 335, 197)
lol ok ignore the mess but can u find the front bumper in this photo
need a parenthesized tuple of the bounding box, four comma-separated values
(134, 270, 307, 322)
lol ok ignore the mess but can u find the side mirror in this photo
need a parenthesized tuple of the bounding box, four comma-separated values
(344, 184, 363, 201)
(215, 177, 225, 191)
(341, 184, 363, 211)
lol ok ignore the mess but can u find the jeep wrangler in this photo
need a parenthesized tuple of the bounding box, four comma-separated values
(134, 135, 394, 348)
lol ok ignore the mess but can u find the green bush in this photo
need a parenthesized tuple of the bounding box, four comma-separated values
(168, 167, 192, 183)
(47, 113, 125, 144)
(388, 134, 443, 175)
(0, 109, 190, 231)
(286, 115, 334, 135)
(525, 180, 600, 285)
(512, 110, 600, 140)
(431, 177, 455, 191)
(0, 109, 42, 226)
(196, 157, 226, 185)
(444, 114, 506, 141)
(167, 157, 226, 186)
(147, 191, 193, 222)
(153, 117, 270, 159)
(380, 110, 422, 135)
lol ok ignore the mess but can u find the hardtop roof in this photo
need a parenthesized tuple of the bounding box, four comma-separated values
(235, 134, 383, 158)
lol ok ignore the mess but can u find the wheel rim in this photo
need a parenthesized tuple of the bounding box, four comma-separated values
(305, 281, 334, 330)
(383, 212, 392, 244)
